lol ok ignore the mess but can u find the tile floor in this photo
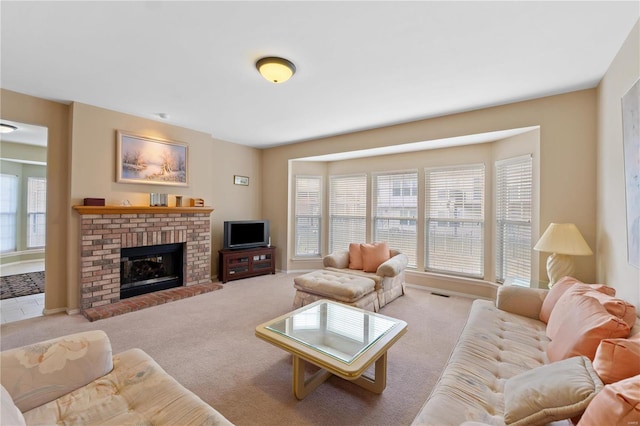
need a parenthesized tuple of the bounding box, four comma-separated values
(0, 260, 45, 324)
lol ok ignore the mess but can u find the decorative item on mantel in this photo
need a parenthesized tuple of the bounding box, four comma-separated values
(191, 198, 205, 207)
(150, 193, 168, 207)
(84, 198, 105, 206)
(175, 195, 183, 207)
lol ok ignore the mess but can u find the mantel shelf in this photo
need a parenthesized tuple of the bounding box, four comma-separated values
(73, 205, 214, 215)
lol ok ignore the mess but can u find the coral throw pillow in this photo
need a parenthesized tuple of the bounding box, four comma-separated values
(539, 276, 615, 323)
(583, 291, 637, 329)
(361, 242, 390, 273)
(348, 243, 363, 270)
(593, 334, 640, 384)
(577, 375, 640, 426)
(546, 291, 630, 362)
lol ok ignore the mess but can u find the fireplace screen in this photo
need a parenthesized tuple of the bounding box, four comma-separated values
(120, 243, 183, 299)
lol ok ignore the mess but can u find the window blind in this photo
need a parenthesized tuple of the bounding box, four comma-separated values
(294, 176, 322, 256)
(373, 171, 417, 267)
(329, 174, 367, 253)
(27, 177, 46, 248)
(425, 165, 485, 278)
(495, 155, 532, 283)
(0, 174, 18, 253)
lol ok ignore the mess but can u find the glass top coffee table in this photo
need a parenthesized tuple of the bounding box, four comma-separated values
(255, 299, 408, 399)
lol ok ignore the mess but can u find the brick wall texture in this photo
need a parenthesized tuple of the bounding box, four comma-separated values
(79, 212, 211, 311)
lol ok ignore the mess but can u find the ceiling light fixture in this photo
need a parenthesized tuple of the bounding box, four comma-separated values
(0, 123, 18, 133)
(256, 57, 296, 84)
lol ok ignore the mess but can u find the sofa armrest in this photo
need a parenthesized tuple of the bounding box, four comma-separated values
(376, 253, 409, 277)
(323, 250, 349, 269)
(496, 285, 548, 320)
(0, 330, 113, 412)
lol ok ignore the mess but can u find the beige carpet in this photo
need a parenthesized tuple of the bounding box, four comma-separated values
(0, 272, 473, 426)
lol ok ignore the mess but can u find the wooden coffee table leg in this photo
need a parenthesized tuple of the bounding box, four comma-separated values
(292, 355, 332, 400)
(351, 352, 387, 393)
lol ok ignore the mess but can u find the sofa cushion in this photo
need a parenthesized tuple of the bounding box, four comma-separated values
(546, 291, 630, 362)
(1, 385, 26, 426)
(348, 243, 363, 269)
(0, 330, 114, 412)
(539, 277, 615, 323)
(503, 356, 602, 426)
(361, 241, 390, 272)
(593, 334, 640, 384)
(577, 374, 640, 426)
(22, 348, 232, 425)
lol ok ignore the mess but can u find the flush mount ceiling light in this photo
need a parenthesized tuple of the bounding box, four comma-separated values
(0, 123, 18, 133)
(256, 57, 296, 83)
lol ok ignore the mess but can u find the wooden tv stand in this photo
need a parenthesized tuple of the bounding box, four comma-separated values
(218, 246, 276, 283)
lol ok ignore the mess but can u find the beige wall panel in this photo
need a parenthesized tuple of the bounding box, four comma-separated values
(597, 20, 640, 308)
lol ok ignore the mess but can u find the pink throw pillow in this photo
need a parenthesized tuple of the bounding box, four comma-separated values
(585, 291, 637, 329)
(539, 276, 615, 324)
(348, 243, 363, 270)
(593, 334, 640, 384)
(361, 242, 390, 273)
(546, 292, 630, 362)
(577, 375, 640, 426)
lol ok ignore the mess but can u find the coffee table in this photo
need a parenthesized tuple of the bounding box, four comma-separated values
(255, 299, 408, 399)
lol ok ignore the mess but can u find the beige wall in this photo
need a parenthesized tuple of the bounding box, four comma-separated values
(264, 89, 597, 297)
(1, 89, 71, 313)
(597, 19, 640, 308)
(68, 102, 262, 311)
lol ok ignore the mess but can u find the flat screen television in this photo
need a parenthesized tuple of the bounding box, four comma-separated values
(223, 220, 270, 250)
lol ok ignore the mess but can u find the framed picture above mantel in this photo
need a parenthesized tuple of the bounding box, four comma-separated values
(116, 131, 189, 187)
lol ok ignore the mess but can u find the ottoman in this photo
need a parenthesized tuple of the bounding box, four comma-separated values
(293, 270, 379, 312)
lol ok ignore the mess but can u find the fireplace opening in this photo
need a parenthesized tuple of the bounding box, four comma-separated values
(120, 243, 184, 299)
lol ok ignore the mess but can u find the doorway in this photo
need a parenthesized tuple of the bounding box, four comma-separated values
(0, 119, 47, 323)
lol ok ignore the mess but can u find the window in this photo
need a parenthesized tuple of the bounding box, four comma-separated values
(373, 171, 417, 267)
(0, 174, 18, 252)
(425, 165, 485, 278)
(329, 174, 367, 253)
(294, 176, 322, 256)
(27, 177, 46, 248)
(495, 155, 532, 282)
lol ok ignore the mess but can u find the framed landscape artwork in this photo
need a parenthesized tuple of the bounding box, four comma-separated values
(117, 131, 189, 187)
(622, 78, 639, 268)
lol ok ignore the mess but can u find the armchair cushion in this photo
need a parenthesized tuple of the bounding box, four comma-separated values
(323, 250, 349, 269)
(348, 243, 363, 269)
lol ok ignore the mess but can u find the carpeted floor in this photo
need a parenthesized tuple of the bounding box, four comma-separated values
(0, 272, 474, 426)
(0, 271, 45, 300)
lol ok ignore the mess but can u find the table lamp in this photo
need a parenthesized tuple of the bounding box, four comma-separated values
(533, 223, 593, 288)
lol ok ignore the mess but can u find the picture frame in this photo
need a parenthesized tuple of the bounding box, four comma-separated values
(116, 131, 188, 186)
(234, 175, 249, 186)
(622, 78, 640, 269)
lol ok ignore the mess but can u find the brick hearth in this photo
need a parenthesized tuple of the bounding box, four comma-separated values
(73, 206, 214, 320)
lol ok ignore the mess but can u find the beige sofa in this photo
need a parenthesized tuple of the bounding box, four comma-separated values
(412, 282, 639, 426)
(293, 249, 409, 312)
(1, 330, 233, 425)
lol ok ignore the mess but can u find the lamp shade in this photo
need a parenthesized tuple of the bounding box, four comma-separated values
(256, 57, 296, 83)
(533, 223, 593, 256)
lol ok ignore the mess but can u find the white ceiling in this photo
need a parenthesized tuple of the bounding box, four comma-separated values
(1, 1, 638, 149)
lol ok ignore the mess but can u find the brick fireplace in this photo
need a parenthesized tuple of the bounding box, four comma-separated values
(73, 206, 215, 319)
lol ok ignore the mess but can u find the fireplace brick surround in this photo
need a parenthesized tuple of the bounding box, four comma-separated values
(74, 206, 215, 319)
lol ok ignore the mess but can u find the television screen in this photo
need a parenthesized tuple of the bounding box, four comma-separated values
(223, 220, 269, 249)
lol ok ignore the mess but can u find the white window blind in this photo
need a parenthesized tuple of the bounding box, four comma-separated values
(0, 174, 18, 252)
(373, 171, 417, 267)
(495, 155, 532, 283)
(425, 165, 485, 278)
(27, 177, 46, 248)
(329, 174, 367, 253)
(294, 175, 322, 257)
